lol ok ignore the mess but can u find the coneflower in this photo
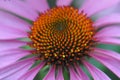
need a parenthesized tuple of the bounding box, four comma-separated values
(0, 0, 120, 80)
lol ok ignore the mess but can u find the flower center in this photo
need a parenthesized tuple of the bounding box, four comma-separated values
(29, 6, 96, 66)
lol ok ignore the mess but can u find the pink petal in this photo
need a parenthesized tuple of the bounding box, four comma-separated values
(0, 11, 31, 32)
(56, 0, 73, 6)
(18, 62, 45, 80)
(56, 67, 64, 80)
(0, 24, 28, 40)
(75, 64, 90, 80)
(0, 49, 31, 68)
(1, 63, 32, 80)
(0, 0, 38, 20)
(0, 48, 31, 56)
(90, 52, 120, 78)
(94, 48, 120, 61)
(94, 14, 120, 28)
(26, 0, 49, 13)
(97, 37, 120, 45)
(95, 26, 120, 38)
(83, 60, 111, 80)
(43, 66, 55, 80)
(0, 57, 35, 79)
(80, 0, 119, 16)
(0, 40, 27, 52)
(69, 66, 82, 80)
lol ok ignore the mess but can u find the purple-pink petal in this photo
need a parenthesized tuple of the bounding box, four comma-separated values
(90, 52, 120, 78)
(69, 66, 82, 80)
(43, 66, 55, 80)
(56, 67, 64, 80)
(56, 0, 73, 6)
(1, 63, 32, 80)
(95, 26, 120, 38)
(97, 37, 120, 45)
(18, 62, 45, 80)
(0, 49, 31, 68)
(25, 0, 49, 13)
(94, 14, 120, 28)
(80, 0, 119, 16)
(83, 60, 111, 80)
(0, 57, 35, 79)
(0, 24, 28, 40)
(94, 48, 120, 61)
(0, 11, 31, 32)
(75, 64, 90, 80)
(0, 0, 38, 20)
(0, 40, 27, 52)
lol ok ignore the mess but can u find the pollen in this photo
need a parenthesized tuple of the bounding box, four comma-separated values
(29, 6, 96, 66)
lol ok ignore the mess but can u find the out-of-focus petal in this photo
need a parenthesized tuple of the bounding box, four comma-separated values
(94, 48, 120, 61)
(0, 24, 28, 40)
(0, 57, 35, 80)
(0, 0, 38, 20)
(56, 67, 64, 80)
(75, 64, 90, 80)
(18, 62, 45, 80)
(56, 0, 73, 6)
(80, 0, 119, 16)
(26, 0, 49, 13)
(83, 60, 111, 80)
(95, 26, 120, 38)
(90, 52, 120, 78)
(0, 40, 26, 52)
(43, 66, 55, 80)
(69, 66, 82, 80)
(0, 49, 31, 68)
(0, 11, 31, 32)
(94, 14, 120, 28)
(97, 37, 120, 45)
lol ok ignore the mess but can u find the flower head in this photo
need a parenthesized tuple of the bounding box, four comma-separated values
(29, 6, 96, 66)
(0, 0, 120, 80)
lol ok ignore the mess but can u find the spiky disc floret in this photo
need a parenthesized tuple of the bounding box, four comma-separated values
(29, 6, 96, 66)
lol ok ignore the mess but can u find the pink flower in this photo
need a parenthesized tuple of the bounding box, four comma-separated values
(0, 0, 120, 80)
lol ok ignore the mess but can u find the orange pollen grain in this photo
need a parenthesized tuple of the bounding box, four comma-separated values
(29, 6, 96, 66)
